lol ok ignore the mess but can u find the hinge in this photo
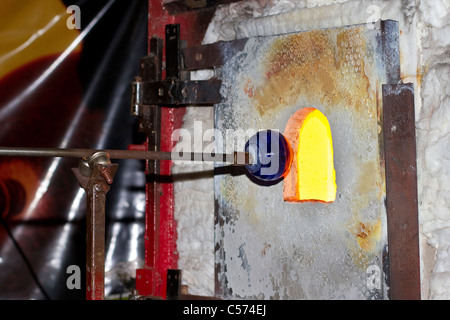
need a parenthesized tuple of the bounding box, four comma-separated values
(131, 24, 222, 115)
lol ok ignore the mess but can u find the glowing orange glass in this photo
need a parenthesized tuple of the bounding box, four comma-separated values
(283, 108, 336, 203)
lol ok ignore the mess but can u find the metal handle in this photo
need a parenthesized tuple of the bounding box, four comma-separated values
(0, 147, 252, 165)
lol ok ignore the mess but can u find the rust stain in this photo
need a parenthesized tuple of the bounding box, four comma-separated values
(244, 78, 254, 98)
(356, 161, 378, 196)
(355, 220, 381, 252)
(249, 27, 373, 118)
(348, 159, 384, 269)
(261, 242, 271, 256)
(415, 66, 428, 88)
(400, 66, 428, 88)
(346, 218, 382, 269)
(416, 67, 424, 88)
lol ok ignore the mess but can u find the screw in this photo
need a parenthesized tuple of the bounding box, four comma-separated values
(100, 167, 113, 184)
(195, 53, 203, 61)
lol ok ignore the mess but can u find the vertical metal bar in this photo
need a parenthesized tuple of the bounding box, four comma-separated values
(137, 0, 215, 298)
(146, 34, 162, 295)
(382, 83, 421, 300)
(73, 162, 118, 300)
(135, 33, 164, 297)
(166, 269, 181, 300)
(86, 169, 107, 300)
(165, 24, 181, 79)
(379, 20, 401, 85)
(140, 37, 163, 83)
(146, 104, 161, 296)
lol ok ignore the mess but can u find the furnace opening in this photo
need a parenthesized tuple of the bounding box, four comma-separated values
(283, 107, 336, 203)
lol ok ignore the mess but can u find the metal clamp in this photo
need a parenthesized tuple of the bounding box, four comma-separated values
(72, 151, 119, 300)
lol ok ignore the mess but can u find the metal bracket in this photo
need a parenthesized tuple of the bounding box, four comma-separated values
(131, 24, 224, 110)
(165, 269, 218, 300)
(166, 269, 182, 300)
(133, 78, 222, 106)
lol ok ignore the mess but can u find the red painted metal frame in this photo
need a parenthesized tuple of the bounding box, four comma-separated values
(135, 0, 214, 299)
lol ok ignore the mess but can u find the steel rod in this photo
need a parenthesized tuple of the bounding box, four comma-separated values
(0, 147, 251, 165)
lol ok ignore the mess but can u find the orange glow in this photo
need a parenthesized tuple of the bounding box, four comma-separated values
(283, 108, 336, 203)
(0, 160, 39, 218)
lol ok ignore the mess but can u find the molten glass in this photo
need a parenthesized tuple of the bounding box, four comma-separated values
(283, 108, 336, 203)
(244, 130, 293, 182)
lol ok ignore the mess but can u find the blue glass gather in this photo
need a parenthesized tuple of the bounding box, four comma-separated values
(244, 130, 293, 182)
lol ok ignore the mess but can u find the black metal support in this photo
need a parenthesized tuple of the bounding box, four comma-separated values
(166, 24, 181, 80)
(138, 79, 222, 105)
(166, 269, 181, 300)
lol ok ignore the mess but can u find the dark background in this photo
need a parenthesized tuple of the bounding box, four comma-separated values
(0, 0, 148, 299)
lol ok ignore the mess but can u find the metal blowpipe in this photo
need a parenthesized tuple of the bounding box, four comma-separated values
(0, 147, 252, 166)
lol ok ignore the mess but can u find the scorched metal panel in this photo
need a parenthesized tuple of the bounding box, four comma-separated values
(214, 20, 400, 300)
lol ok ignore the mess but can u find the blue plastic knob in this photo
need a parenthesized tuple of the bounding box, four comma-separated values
(244, 130, 293, 182)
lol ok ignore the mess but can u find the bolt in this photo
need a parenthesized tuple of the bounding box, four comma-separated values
(100, 167, 113, 184)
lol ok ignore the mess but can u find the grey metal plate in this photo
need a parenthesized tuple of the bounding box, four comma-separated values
(214, 21, 400, 299)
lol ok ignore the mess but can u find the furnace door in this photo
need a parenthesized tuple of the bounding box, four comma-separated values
(214, 21, 400, 299)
